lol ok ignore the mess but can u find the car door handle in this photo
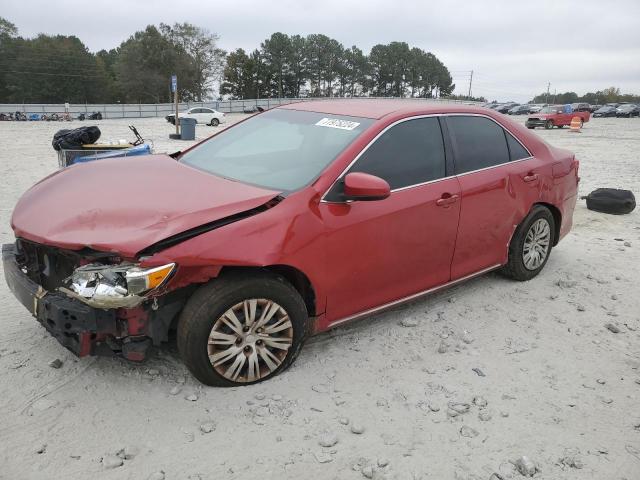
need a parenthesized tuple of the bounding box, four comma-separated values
(523, 173, 539, 182)
(436, 194, 459, 206)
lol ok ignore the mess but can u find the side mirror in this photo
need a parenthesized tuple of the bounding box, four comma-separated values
(343, 172, 391, 201)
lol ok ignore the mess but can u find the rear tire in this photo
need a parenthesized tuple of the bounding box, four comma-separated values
(177, 271, 308, 387)
(501, 205, 555, 281)
(210, 118, 220, 127)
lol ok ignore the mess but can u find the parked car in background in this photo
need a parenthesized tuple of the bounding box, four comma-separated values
(495, 102, 518, 113)
(508, 105, 532, 115)
(166, 107, 226, 126)
(593, 106, 618, 117)
(525, 104, 591, 129)
(571, 103, 591, 112)
(589, 104, 602, 113)
(3, 100, 579, 386)
(528, 104, 546, 113)
(615, 104, 640, 117)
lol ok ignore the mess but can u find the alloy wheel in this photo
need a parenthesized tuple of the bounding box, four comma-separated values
(522, 218, 551, 270)
(207, 299, 293, 382)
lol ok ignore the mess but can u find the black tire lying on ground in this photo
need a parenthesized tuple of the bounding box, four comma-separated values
(584, 188, 636, 215)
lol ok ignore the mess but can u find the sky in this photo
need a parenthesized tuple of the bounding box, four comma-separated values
(4, 0, 640, 102)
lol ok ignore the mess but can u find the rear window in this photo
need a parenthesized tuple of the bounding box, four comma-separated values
(447, 116, 510, 174)
(505, 132, 531, 161)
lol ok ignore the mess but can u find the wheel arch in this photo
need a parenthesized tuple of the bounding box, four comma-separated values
(533, 202, 561, 246)
(219, 264, 317, 317)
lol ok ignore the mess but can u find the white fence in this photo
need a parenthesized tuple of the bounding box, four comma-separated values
(0, 97, 480, 119)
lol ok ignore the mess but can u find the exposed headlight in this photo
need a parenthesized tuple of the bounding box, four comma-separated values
(125, 264, 176, 295)
(64, 262, 175, 307)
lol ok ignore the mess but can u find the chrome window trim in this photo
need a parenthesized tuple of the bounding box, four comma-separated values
(320, 112, 533, 203)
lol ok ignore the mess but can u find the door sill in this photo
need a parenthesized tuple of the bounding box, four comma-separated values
(327, 264, 502, 329)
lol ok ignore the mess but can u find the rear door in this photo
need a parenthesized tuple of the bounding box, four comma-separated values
(444, 115, 546, 279)
(321, 116, 461, 323)
(200, 108, 214, 123)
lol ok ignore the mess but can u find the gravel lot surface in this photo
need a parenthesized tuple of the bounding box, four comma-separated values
(0, 112, 639, 479)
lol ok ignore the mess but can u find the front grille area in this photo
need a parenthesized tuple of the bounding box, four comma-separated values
(14, 239, 120, 291)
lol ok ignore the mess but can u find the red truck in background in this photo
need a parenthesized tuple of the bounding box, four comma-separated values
(526, 104, 591, 129)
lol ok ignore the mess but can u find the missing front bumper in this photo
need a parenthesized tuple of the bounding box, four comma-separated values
(2, 243, 153, 360)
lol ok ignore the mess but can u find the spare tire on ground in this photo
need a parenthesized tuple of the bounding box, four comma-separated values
(52, 126, 101, 151)
(584, 188, 636, 215)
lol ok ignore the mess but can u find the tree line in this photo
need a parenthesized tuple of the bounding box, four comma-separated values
(0, 18, 455, 104)
(530, 86, 640, 105)
(221, 33, 454, 99)
(0, 18, 224, 103)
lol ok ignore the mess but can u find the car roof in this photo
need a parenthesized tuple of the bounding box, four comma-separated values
(278, 99, 493, 120)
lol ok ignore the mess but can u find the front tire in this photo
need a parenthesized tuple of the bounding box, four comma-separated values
(177, 271, 308, 386)
(545, 120, 554, 129)
(501, 205, 555, 281)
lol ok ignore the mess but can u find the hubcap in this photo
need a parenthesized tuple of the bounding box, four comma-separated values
(522, 218, 551, 270)
(207, 299, 293, 382)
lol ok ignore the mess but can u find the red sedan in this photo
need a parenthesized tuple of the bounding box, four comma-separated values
(3, 100, 579, 386)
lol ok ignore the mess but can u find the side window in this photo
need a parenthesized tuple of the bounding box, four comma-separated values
(447, 116, 510, 174)
(505, 131, 531, 161)
(347, 117, 446, 190)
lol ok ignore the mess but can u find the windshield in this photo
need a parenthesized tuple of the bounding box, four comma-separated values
(540, 106, 561, 113)
(596, 107, 612, 112)
(180, 109, 373, 191)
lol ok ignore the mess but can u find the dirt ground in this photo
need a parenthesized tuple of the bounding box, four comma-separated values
(0, 112, 639, 480)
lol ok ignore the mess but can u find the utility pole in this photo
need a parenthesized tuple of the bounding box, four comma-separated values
(468, 70, 473, 99)
(546, 82, 550, 105)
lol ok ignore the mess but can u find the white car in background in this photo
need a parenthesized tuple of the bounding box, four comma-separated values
(165, 107, 226, 126)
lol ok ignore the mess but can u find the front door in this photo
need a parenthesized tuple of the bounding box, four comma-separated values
(321, 116, 461, 323)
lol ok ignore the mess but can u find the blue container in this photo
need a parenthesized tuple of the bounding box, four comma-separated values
(180, 117, 197, 140)
(71, 143, 152, 164)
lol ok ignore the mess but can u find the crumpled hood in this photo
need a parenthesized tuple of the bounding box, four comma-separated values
(11, 155, 280, 258)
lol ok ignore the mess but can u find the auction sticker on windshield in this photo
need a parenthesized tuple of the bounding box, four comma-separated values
(315, 118, 360, 130)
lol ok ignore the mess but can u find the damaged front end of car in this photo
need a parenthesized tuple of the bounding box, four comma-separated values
(62, 262, 175, 309)
(2, 239, 191, 362)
